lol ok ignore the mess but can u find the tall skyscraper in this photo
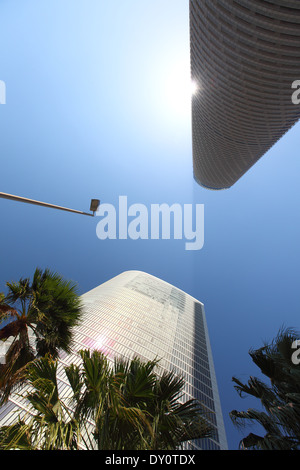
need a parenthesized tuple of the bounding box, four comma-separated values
(190, 0, 300, 189)
(0, 271, 227, 450)
(74, 271, 227, 450)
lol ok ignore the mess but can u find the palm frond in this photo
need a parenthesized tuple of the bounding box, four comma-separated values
(231, 326, 300, 450)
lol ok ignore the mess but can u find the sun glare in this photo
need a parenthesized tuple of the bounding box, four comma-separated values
(161, 60, 198, 117)
(191, 80, 198, 96)
(94, 334, 106, 350)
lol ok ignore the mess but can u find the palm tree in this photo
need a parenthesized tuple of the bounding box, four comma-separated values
(0, 354, 81, 450)
(143, 368, 213, 450)
(230, 327, 300, 450)
(67, 350, 155, 450)
(70, 350, 212, 450)
(70, 350, 213, 450)
(0, 350, 212, 450)
(0, 268, 82, 404)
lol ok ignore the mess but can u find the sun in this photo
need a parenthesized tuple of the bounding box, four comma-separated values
(190, 80, 198, 96)
(161, 60, 198, 117)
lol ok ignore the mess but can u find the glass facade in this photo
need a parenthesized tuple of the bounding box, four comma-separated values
(72, 271, 227, 450)
(0, 270, 227, 450)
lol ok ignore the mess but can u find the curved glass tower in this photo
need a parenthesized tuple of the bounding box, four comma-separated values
(69, 271, 227, 450)
(190, 0, 300, 189)
(0, 271, 227, 450)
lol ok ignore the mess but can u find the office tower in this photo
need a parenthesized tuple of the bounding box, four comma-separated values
(0, 271, 227, 450)
(190, 0, 300, 189)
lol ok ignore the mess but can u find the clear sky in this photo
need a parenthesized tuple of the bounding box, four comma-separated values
(1, 0, 300, 450)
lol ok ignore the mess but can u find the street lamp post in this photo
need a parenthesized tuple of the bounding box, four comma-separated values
(0, 192, 100, 217)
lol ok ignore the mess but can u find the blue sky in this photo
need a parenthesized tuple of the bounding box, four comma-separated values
(1, 0, 300, 450)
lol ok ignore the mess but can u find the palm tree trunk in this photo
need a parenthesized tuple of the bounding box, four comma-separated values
(0, 321, 23, 340)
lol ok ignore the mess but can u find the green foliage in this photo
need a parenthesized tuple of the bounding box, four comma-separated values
(0, 268, 82, 405)
(230, 327, 300, 450)
(0, 351, 212, 450)
(0, 355, 80, 450)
